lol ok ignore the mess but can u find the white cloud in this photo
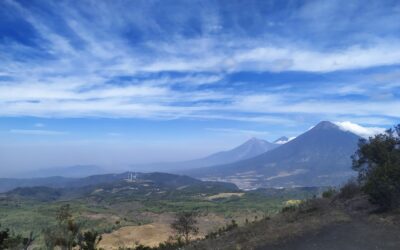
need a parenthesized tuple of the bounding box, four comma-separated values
(274, 136, 296, 144)
(0, 0, 400, 126)
(334, 121, 386, 138)
(125, 40, 400, 73)
(231, 42, 400, 72)
(274, 139, 287, 145)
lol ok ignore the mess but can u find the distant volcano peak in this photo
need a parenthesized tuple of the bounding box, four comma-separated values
(313, 121, 339, 130)
(245, 137, 267, 144)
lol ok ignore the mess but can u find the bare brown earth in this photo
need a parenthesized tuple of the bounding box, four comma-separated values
(99, 223, 173, 249)
(99, 213, 230, 249)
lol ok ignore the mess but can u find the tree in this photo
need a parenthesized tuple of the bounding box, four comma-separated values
(77, 230, 102, 250)
(0, 227, 9, 248)
(0, 225, 34, 250)
(171, 211, 198, 244)
(57, 204, 73, 224)
(44, 204, 81, 250)
(352, 125, 400, 210)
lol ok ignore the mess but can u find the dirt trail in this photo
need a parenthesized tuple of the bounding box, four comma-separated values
(258, 219, 400, 250)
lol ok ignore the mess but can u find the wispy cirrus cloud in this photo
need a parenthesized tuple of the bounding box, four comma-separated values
(0, 0, 399, 126)
(2, 0, 400, 173)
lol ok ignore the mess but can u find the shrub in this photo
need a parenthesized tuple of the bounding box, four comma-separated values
(337, 179, 360, 200)
(352, 125, 400, 210)
(171, 211, 198, 244)
(43, 204, 102, 250)
(225, 220, 238, 231)
(281, 205, 297, 213)
(77, 230, 102, 250)
(0, 225, 34, 250)
(322, 188, 336, 198)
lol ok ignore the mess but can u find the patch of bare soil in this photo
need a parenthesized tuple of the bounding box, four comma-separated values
(99, 223, 174, 249)
(99, 213, 231, 249)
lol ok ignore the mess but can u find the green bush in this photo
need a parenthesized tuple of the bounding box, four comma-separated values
(337, 179, 360, 200)
(281, 205, 297, 213)
(322, 188, 336, 198)
(352, 125, 400, 210)
(0, 225, 34, 250)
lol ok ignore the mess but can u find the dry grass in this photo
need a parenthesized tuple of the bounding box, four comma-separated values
(99, 223, 173, 249)
(205, 193, 245, 200)
(83, 212, 120, 221)
(98, 213, 231, 249)
(187, 198, 351, 250)
(284, 199, 302, 206)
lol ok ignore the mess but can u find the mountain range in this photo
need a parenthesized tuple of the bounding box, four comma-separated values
(182, 137, 279, 167)
(1, 121, 365, 191)
(0, 172, 237, 194)
(130, 137, 281, 172)
(185, 121, 361, 189)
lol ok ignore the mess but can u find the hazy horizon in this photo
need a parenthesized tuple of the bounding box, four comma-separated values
(0, 120, 388, 177)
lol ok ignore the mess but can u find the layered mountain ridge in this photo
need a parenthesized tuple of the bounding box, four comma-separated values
(187, 121, 361, 189)
(131, 137, 279, 172)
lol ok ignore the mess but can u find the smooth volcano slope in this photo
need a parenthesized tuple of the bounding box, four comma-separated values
(191, 137, 279, 167)
(132, 137, 279, 172)
(188, 121, 360, 188)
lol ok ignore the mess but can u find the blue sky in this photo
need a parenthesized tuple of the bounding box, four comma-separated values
(1, 0, 400, 175)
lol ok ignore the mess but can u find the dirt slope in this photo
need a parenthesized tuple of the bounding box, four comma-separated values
(258, 219, 400, 250)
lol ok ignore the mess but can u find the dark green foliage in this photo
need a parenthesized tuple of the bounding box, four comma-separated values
(337, 179, 360, 200)
(43, 204, 81, 250)
(77, 230, 102, 250)
(43, 205, 102, 249)
(352, 125, 400, 210)
(118, 239, 185, 250)
(171, 211, 198, 244)
(281, 205, 297, 213)
(0, 225, 34, 250)
(322, 188, 336, 198)
(6, 186, 62, 202)
(227, 219, 238, 230)
(154, 240, 185, 250)
(205, 219, 239, 240)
